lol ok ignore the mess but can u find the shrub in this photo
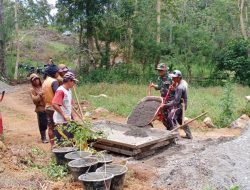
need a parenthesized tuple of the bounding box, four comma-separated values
(215, 38, 250, 86)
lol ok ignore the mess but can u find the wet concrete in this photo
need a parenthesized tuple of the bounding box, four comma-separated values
(124, 128, 149, 137)
(127, 97, 162, 127)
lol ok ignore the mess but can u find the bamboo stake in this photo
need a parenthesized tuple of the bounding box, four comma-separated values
(73, 86, 84, 119)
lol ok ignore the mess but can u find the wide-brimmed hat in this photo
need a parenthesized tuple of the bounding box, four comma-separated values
(58, 64, 69, 73)
(156, 63, 168, 71)
(29, 73, 40, 81)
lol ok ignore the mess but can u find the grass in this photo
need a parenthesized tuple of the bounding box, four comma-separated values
(42, 158, 69, 180)
(48, 42, 68, 52)
(76, 83, 250, 127)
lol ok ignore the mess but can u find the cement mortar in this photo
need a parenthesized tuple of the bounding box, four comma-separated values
(152, 122, 250, 190)
(93, 120, 173, 146)
(124, 128, 149, 137)
(127, 99, 161, 127)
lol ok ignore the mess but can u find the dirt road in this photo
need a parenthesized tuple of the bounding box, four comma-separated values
(0, 83, 249, 190)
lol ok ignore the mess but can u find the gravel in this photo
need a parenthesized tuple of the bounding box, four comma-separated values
(152, 122, 250, 190)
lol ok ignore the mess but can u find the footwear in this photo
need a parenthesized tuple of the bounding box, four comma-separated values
(40, 130, 48, 143)
(183, 126, 193, 139)
(41, 138, 49, 143)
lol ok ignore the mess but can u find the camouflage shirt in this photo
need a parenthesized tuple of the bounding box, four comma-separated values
(155, 74, 172, 97)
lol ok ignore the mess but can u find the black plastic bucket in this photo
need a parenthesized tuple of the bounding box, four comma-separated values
(96, 164, 128, 190)
(78, 172, 114, 190)
(91, 154, 113, 168)
(52, 147, 77, 165)
(68, 157, 98, 181)
(65, 151, 92, 162)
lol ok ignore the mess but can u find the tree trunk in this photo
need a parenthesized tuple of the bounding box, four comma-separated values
(239, 0, 247, 40)
(86, 0, 95, 59)
(76, 23, 83, 70)
(156, 0, 161, 43)
(0, 0, 6, 77)
(14, 0, 20, 81)
(127, 22, 133, 63)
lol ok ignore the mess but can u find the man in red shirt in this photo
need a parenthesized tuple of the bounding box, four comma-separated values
(52, 72, 78, 142)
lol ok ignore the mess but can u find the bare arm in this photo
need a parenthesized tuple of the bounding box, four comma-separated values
(52, 103, 69, 122)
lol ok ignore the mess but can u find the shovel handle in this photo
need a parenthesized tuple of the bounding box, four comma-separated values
(170, 112, 207, 133)
(0, 91, 5, 102)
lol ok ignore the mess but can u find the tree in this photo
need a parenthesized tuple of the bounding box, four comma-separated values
(239, 0, 247, 39)
(0, 0, 6, 77)
(14, 0, 20, 81)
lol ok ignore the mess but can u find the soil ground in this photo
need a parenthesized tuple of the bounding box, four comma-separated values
(0, 83, 249, 190)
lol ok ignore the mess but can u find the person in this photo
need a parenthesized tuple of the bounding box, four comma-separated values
(57, 64, 69, 86)
(52, 72, 77, 123)
(29, 73, 48, 143)
(161, 70, 193, 139)
(52, 72, 78, 141)
(149, 63, 172, 98)
(42, 64, 59, 147)
(47, 57, 53, 65)
(43, 58, 54, 79)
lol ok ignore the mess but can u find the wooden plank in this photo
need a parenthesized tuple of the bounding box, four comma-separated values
(95, 138, 173, 159)
(134, 149, 156, 159)
(96, 138, 137, 149)
(135, 132, 178, 149)
(134, 140, 172, 159)
(94, 143, 135, 156)
(96, 132, 177, 150)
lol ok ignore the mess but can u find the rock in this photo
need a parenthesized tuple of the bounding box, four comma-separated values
(84, 112, 92, 117)
(94, 107, 109, 114)
(230, 114, 250, 128)
(91, 94, 109, 98)
(240, 114, 249, 120)
(245, 96, 250, 101)
(11, 156, 18, 165)
(0, 141, 7, 152)
(203, 117, 215, 128)
(184, 117, 190, 122)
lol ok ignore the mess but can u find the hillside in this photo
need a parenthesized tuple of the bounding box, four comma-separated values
(6, 27, 78, 78)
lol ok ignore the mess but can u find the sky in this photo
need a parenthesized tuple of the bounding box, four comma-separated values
(47, 0, 57, 15)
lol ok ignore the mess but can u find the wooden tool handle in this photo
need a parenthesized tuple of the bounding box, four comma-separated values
(170, 112, 208, 133)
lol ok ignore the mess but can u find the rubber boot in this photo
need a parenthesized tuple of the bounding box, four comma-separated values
(40, 130, 49, 144)
(183, 126, 193, 139)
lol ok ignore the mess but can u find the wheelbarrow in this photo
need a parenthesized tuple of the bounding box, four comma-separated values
(0, 90, 5, 137)
(127, 82, 176, 127)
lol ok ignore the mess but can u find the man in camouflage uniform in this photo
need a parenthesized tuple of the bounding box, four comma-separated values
(149, 63, 172, 98)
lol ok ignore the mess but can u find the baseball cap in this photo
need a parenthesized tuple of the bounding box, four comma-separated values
(63, 72, 78, 82)
(170, 70, 182, 78)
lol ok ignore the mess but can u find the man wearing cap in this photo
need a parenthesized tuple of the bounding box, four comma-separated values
(161, 70, 193, 139)
(42, 64, 59, 146)
(57, 64, 69, 86)
(52, 72, 77, 141)
(149, 63, 172, 98)
(29, 73, 48, 143)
